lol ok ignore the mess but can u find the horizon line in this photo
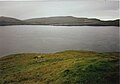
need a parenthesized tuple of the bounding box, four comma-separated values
(0, 15, 119, 21)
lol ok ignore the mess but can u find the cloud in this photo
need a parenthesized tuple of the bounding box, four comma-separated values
(0, 0, 119, 20)
(0, 0, 119, 1)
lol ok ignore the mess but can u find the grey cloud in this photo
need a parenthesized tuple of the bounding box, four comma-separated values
(0, 0, 119, 20)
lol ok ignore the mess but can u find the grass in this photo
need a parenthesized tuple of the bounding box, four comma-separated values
(0, 50, 119, 84)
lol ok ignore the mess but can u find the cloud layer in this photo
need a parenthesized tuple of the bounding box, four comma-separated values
(0, 0, 119, 20)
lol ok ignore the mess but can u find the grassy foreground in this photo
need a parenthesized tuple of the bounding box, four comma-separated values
(0, 50, 119, 84)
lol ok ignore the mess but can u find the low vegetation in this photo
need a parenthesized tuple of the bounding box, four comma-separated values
(0, 50, 119, 84)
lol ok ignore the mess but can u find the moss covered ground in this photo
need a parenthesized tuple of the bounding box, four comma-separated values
(0, 50, 119, 84)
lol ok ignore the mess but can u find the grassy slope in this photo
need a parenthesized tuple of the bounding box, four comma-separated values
(0, 50, 119, 84)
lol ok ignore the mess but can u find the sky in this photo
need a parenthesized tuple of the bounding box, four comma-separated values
(0, 0, 119, 20)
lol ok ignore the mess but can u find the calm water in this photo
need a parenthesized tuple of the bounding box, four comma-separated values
(0, 25, 119, 56)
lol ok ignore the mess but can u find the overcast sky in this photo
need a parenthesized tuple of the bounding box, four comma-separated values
(0, 0, 119, 20)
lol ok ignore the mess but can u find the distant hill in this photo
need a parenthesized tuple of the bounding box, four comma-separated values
(24, 16, 92, 25)
(0, 16, 119, 26)
(0, 16, 24, 26)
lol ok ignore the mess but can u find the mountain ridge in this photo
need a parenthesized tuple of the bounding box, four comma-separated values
(0, 16, 25, 26)
(0, 16, 119, 26)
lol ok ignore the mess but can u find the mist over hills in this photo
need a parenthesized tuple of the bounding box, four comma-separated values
(0, 16, 119, 26)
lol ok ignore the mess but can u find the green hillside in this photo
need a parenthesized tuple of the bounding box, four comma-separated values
(0, 50, 119, 84)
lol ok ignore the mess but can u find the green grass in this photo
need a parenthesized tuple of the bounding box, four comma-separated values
(0, 50, 119, 84)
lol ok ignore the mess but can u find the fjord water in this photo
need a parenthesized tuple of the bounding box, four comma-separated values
(0, 25, 119, 56)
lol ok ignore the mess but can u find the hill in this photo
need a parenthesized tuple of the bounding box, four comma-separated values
(24, 16, 91, 25)
(24, 16, 119, 26)
(0, 16, 119, 26)
(0, 16, 24, 26)
(0, 50, 119, 84)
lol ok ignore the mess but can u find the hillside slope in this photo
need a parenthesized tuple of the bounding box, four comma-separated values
(24, 16, 119, 26)
(0, 50, 119, 84)
(0, 16, 119, 26)
(0, 16, 24, 26)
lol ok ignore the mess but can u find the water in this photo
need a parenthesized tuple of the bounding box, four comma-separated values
(0, 25, 119, 56)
